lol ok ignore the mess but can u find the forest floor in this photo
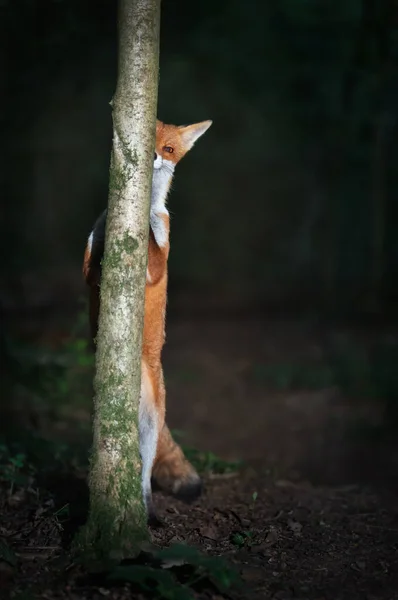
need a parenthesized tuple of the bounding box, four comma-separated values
(1, 316, 398, 599)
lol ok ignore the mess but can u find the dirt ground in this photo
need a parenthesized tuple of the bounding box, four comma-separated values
(1, 317, 398, 599)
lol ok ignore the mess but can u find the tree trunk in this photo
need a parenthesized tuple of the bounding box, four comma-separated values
(76, 0, 160, 562)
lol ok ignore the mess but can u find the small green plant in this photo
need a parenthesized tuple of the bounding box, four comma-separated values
(230, 530, 254, 548)
(230, 532, 245, 547)
(108, 543, 241, 599)
(109, 564, 193, 600)
(0, 444, 31, 493)
(171, 431, 242, 475)
(250, 490, 258, 511)
(181, 447, 241, 475)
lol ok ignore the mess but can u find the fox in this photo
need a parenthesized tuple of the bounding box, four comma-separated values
(83, 118, 212, 523)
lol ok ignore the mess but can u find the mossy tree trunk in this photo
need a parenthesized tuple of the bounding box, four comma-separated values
(77, 0, 160, 562)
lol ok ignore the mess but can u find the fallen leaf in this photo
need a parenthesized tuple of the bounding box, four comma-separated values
(241, 566, 263, 582)
(264, 528, 279, 545)
(199, 525, 219, 541)
(287, 520, 302, 536)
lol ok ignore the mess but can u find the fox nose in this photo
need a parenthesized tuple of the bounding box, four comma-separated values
(154, 152, 157, 161)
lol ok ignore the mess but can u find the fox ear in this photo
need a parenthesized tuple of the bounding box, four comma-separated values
(179, 120, 212, 151)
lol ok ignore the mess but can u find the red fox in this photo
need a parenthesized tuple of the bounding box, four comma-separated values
(83, 118, 212, 522)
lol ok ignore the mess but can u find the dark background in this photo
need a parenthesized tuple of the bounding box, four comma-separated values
(4, 0, 398, 319)
(2, 4, 398, 597)
(2, 0, 398, 486)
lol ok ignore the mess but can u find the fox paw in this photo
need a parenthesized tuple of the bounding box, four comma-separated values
(172, 474, 203, 503)
(151, 470, 203, 503)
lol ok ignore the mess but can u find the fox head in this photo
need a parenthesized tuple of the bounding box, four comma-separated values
(153, 119, 212, 175)
(150, 119, 212, 222)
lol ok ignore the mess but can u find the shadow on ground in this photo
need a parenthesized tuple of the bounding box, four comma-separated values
(1, 316, 398, 599)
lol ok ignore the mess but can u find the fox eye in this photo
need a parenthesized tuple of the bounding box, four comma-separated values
(163, 146, 174, 153)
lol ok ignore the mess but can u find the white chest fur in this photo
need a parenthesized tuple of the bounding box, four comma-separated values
(150, 160, 174, 248)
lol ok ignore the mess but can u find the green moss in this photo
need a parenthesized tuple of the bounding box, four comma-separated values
(77, 380, 147, 563)
(73, 487, 148, 564)
(129, 147, 139, 167)
(88, 345, 144, 552)
(109, 163, 126, 194)
(99, 232, 143, 304)
(102, 233, 139, 272)
(97, 369, 124, 391)
(97, 393, 137, 439)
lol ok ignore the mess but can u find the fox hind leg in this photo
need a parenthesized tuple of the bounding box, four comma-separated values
(140, 364, 202, 510)
(139, 363, 160, 525)
(151, 423, 202, 502)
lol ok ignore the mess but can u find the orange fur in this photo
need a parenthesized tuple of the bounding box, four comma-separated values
(83, 118, 212, 519)
(82, 245, 91, 282)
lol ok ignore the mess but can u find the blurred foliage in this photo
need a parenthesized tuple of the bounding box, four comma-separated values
(108, 543, 242, 599)
(251, 333, 398, 431)
(170, 436, 243, 475)
(2, 306, 94, 424)
(1, 307, 242, 476)
(3, 0, 398, 315)
(0, 444, 31, 491)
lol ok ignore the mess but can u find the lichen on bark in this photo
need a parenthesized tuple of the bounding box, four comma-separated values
(74, 0, 161, 563)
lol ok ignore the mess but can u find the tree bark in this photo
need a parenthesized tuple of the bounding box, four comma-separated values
(76, 0, 160, 562)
